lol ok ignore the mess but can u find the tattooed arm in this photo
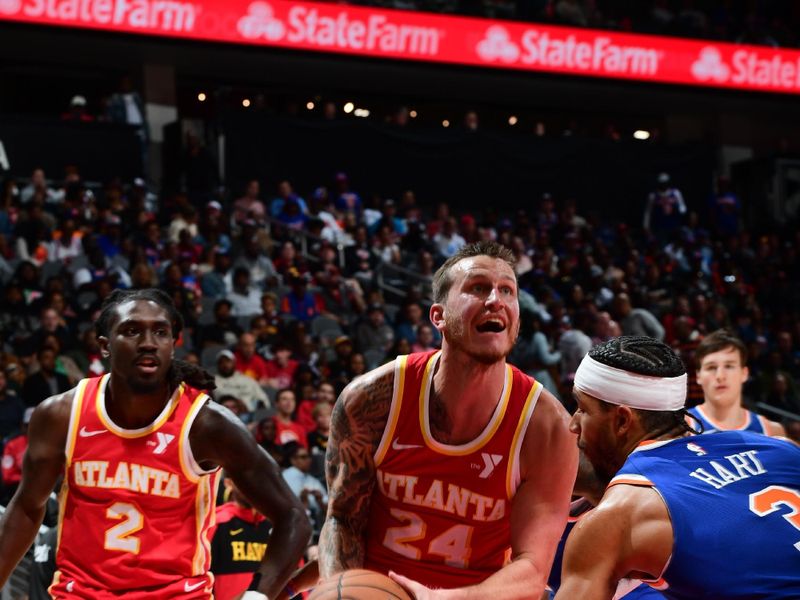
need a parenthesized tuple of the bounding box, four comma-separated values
(318, 362, 395, 578)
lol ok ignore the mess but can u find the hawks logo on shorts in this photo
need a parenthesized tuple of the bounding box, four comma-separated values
(50, 375, 220, 599)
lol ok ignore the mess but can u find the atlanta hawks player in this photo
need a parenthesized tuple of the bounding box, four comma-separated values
(0, 289, 310, 599)
(316, 242, 577, 599)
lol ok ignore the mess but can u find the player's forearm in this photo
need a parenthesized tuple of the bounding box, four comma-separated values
(438, 557, 547, 600)
(317, 517, 365, 578)
(275, 559, 320, 599)
(0, 497, 46, 587)
(256, 506, 311, 599)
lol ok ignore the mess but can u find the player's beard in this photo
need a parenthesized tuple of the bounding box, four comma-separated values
(443, 311, 515, 365)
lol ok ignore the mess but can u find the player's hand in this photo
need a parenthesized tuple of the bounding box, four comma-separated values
(388, 571, 440, 599)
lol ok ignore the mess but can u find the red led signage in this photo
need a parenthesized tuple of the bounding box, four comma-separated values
(2, 0, 800, 94)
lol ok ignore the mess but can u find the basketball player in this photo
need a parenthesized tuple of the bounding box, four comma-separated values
(688, 329, 785, 436)
(0, 289, 310, 599)
(556, 336, 800, 598)
(316, 242, 578, 599)
(544, 453, 664, 600)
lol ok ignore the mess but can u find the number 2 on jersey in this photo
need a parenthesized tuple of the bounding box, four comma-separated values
(104, 502, 144, 554)
(749, 485, 800, 552)
(383, 508, 473, 568)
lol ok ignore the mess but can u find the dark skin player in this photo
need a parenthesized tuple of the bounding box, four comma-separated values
(0, 296, 310, 598)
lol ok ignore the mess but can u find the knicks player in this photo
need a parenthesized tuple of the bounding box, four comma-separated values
(688, 329, 785, 436)
(312, 242, 577, 599)
(0, 289, 310, 599)
(557, 336, 800, 599)
(545, 452, 664, 600)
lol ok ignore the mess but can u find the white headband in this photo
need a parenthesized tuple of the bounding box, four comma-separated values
(574, 355, 687, 411)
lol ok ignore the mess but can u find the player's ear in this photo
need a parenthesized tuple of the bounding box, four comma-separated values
(430, 303, 446, 332)
(614, 406, 635, 436)
(97, 336, 110, 359)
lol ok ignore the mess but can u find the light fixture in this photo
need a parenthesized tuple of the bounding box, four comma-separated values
(442, 120, 450, 128)
(508, 115, 518, 126)
(242, 98, 251, 108)
(343, 102, 355, 114)
(197, 92, 207, 102)
(354, 108, 370, 118)
(633, 129, 650, 140)
(306, 101, 315, 110)
(410, 110, 418, 118)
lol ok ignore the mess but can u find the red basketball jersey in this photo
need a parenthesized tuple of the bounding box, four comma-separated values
(50, 375, 221, 599)
(364, 351, 542, 588)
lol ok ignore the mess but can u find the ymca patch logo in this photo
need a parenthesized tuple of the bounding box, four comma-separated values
(476, 25, 520, 63)
(151, 432, 175, 455)
(691, 47, 730, 83)
(477, 453, 503, 479)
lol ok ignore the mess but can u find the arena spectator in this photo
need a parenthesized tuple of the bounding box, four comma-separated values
(432, 217, 466, 259)
(218, 394, 250, 421)
(255, 417, 284, 465)
(232, 234, 278, 290)
(281, 271, 323, 323)
(0, 370, 24, 441)
(273, 388, 307, 448)
(643, 172, 687, 241)
(265, 342, 299, 390)
(21, 347, 70, 407)
(281, 441, 327, 535)
(307, 401, 332, 481)
(200, 247, 232, 300)
(233, 179, 267, 226)
(226, 268, 262, 318)
(394, 301, 440, 346)
(1, 407, 32, 504)
(20, 168, 62, 206)
(612, 292, 665, 340)
(214, 349, 269, 412)
(209, 476, 272, 600)
(234, 332, 270, 386)
(354, 304, 394, 367)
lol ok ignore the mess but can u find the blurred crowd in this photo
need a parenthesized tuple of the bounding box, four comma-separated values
(1, 160, 800, 561)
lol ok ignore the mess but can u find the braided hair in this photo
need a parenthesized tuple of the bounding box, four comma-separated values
(96, 288, 216, 392)
(588, 336, 700, 436)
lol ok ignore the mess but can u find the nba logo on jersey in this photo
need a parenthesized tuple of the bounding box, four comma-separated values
(686, 442, 707, 456)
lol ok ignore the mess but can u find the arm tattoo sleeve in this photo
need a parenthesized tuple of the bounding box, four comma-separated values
(319, 367, 394, 577)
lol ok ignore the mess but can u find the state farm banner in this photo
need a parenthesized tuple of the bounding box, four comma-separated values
(2, 0, 800, 94)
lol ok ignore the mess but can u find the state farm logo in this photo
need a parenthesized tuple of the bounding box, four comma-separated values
(0, 0, 21, 15)
(476, 25, 519, 63)
(238, 1, 285, 41)
(691, 47, 730, 82)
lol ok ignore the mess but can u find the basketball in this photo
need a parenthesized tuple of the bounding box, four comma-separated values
(308, 569, 413, 600)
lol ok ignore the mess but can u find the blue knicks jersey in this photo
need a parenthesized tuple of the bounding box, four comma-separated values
(609, 431, 800, 599)
(547, 499, 664, 600)
(688, 405, 768, 434)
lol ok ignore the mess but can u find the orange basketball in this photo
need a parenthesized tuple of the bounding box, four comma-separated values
(308, 569, 413, 600)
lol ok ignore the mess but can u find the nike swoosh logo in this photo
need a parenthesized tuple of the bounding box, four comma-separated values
(392, 438, 423, 451)
(79, 427, 107, 438)
(230, 528, 243, 536)
(184, 580, 206, 593)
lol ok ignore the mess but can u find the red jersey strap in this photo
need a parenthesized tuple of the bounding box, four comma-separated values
(374, 353, 414, 466)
